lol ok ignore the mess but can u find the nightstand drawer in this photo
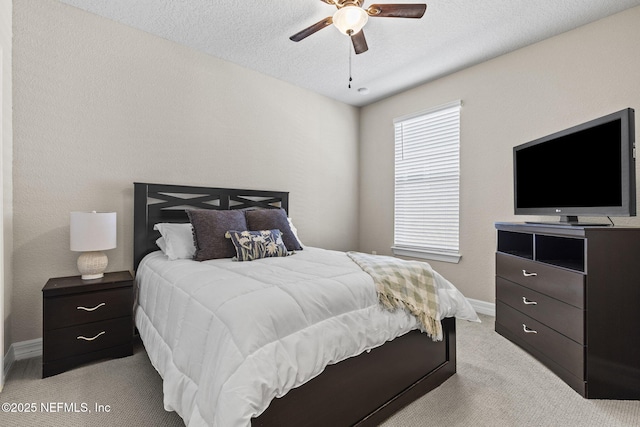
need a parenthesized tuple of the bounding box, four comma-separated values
(496, 252, 584, 308)
(496, 301, 584, 380)
(44, 287, 133, 330)
(44, 316, 132, 362)
(496, 277, 584, 344)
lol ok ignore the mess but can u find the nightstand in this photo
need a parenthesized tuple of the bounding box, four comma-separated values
(42, 271, 134, 378)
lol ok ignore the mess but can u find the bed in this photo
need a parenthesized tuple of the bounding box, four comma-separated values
(133, 182, 478, 426)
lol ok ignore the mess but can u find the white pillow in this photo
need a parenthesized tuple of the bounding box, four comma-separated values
(153, 223, 196, 260)
(156, 236, 168, 253)
(287, 217, 304, 248)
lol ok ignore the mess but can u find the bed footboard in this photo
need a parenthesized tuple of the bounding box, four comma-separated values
(253, 317, 456, 426)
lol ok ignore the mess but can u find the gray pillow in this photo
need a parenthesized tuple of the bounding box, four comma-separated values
(187, 209, 248, 260)
(244, 208, 303, 251)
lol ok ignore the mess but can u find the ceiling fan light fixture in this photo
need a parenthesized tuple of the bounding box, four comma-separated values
(333, 5, 369, 36)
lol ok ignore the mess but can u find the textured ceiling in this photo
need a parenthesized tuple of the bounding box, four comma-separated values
(57, 0, 640, 107)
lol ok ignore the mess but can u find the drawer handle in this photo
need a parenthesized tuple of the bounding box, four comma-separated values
(522, 297, 538, 305)
(77, 331, 106, 341)
(522, 270, 538, 277)
(522, 324, 538, 334)
(77, 303, 106, 312)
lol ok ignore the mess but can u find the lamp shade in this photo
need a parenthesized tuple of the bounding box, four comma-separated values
(333, 5, 369, 35)
(70, 211, 117, 252)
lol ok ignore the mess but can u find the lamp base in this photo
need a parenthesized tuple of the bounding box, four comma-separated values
(77, 251, 108, 280)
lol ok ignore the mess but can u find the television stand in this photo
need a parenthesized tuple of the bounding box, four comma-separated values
(524, 221, 611, 227)
(525, 215, 611, 227)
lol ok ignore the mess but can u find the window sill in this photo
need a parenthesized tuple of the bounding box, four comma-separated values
(391, 246, 461, 264)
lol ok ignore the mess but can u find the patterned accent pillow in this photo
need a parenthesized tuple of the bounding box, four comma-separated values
(187, 209, 248, 261)
(225, 229, 289, 261)
(244, 208, 303, 251)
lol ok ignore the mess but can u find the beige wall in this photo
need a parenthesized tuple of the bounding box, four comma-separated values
(11, 0, 359, 343)
(1, 0, 13, 378)
(359, 6, 640, 303)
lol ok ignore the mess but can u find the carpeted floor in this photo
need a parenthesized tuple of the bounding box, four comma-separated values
(1, 314, 638, 426)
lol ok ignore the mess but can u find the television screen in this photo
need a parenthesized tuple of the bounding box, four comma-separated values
(514, 108, 636, 223)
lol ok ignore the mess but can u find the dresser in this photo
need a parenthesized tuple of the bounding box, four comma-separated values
(42, 271, 134, 378)
(495, 222, 640, 399)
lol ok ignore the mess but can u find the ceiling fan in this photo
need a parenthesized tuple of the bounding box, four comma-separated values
(290, 1, 427, 54)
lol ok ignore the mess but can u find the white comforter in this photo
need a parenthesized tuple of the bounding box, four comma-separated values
(135, 247, 478, 427)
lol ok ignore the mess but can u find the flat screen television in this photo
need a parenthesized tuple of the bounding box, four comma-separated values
(514, 108, 636, 225)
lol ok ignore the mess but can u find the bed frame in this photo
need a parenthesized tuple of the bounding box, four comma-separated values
(133, 182, 456, 426)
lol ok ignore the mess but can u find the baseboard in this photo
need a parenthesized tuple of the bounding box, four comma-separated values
(14, 338, 42, 360)
(467, 298, 495, 317)
(3, 346, 15, 383)
(3, 338, 42, 379)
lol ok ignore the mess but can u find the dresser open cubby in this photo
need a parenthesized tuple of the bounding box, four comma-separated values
(494, 222, 640, 399)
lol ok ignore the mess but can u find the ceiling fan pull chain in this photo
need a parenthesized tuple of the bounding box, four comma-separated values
(348, 34, 353, 89)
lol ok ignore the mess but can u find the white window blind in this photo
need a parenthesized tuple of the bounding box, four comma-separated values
(392, 100, 461, 263)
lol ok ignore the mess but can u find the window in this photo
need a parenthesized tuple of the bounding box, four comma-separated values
(392, 100, 461, 263)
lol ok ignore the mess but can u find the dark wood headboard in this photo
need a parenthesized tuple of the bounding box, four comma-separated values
(133, 182, 289, 271)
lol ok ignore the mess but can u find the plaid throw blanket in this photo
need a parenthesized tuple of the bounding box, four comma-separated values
(347, 251, 442, 341)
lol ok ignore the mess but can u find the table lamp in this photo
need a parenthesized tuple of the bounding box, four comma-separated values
(70, 211, 117, 280)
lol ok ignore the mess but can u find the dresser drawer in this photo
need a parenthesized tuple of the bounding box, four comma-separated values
(496, 252, 584, 308)
(44, 287, 133, 330)
(44, 316, 132, 362)
(496, 301, 584, 379)
(496, 277, 584, 344)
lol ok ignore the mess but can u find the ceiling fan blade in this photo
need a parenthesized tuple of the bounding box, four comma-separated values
(289, 17, 333, 42)
(367, 4, 427, 18)
(351, 30, 368, 55)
